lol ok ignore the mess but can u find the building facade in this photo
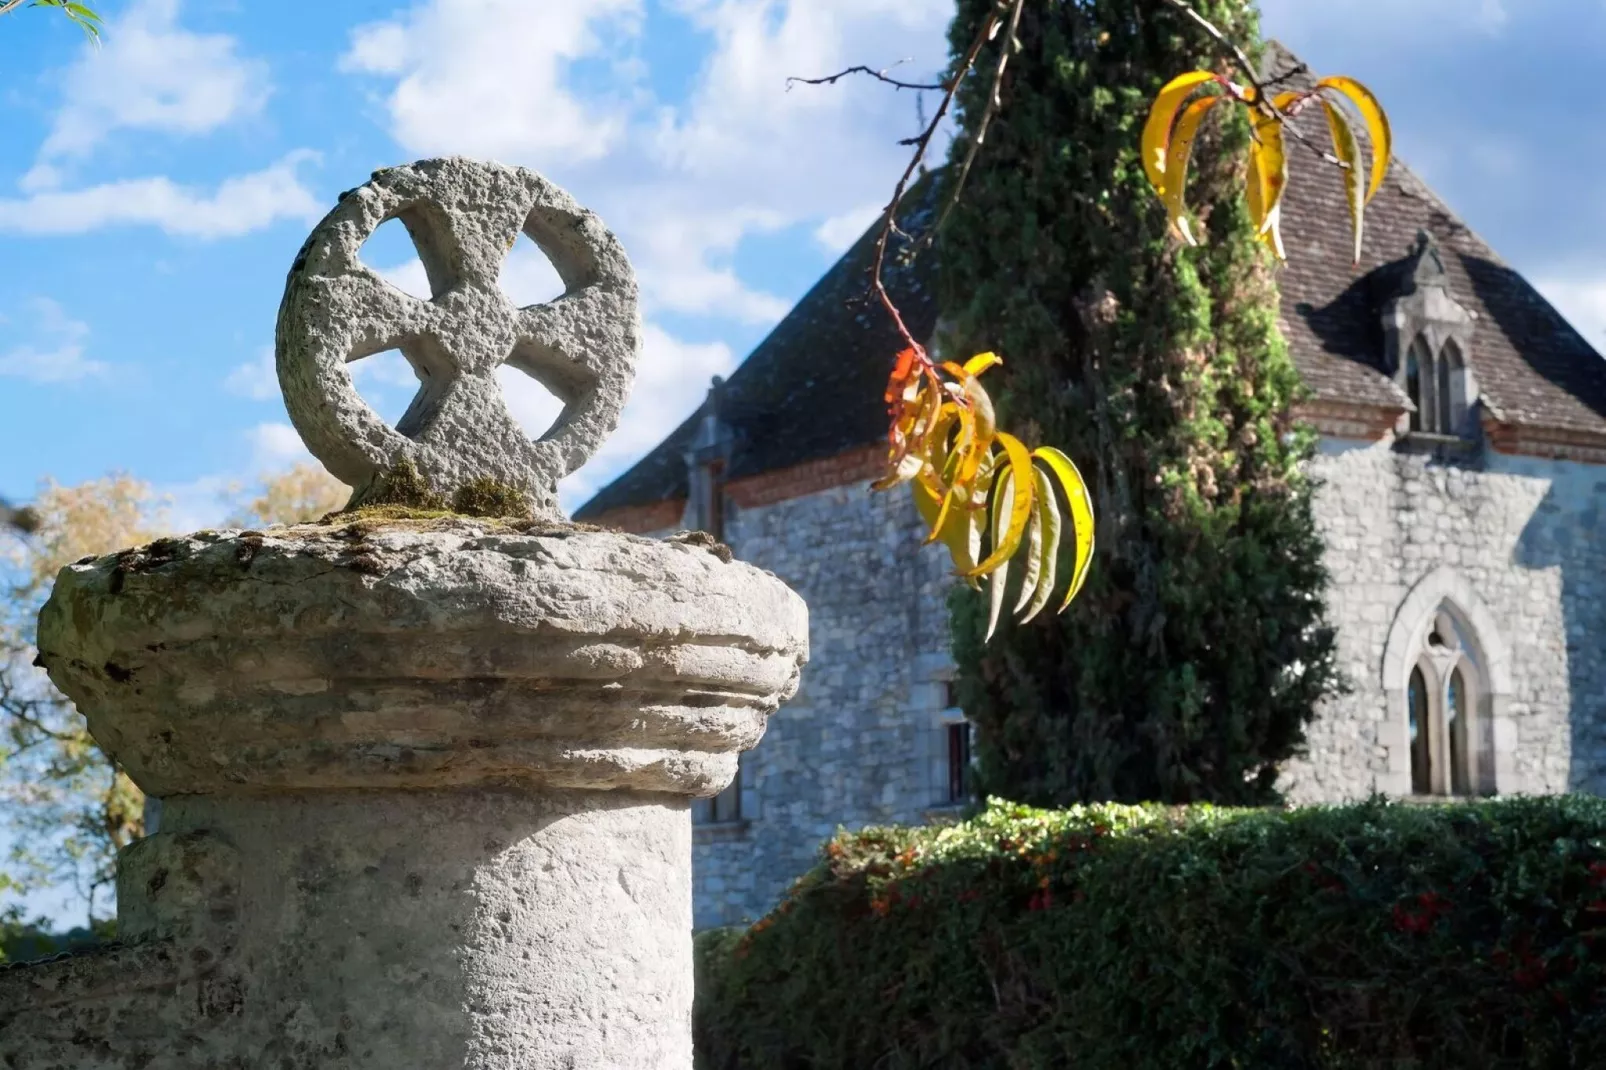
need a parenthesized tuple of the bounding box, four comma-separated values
(579, 48, 1606, 929)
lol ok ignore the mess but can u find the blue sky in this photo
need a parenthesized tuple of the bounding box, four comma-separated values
(1, 0, 1603, 524)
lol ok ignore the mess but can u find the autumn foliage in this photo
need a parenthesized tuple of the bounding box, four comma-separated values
(1144, 66, 1391, 262)
(876, 348, 1094, 638)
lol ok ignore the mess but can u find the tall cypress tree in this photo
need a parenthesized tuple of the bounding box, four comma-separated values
(941, 0, 1340, 805)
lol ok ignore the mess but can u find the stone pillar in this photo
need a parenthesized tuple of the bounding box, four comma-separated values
(0, 159, 808, 1070)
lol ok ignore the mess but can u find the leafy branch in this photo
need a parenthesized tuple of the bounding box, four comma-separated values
(0, 0, 102, 40)
(789, 0, 1393, 639)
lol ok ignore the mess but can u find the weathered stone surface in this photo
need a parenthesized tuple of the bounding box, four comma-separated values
(36, 520, 806, 799)
(668, 480, 957, 930)
(1, 792, 694, 1069)
(7, 518, 806, 1068)
(1280, 442, 1606, 802)
(277, 158, 641, 517)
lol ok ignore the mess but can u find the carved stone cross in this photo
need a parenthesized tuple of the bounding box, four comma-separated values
(276, 157, 641, 517)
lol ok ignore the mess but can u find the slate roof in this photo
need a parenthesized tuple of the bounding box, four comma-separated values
(578, 44, 1606, 520)
(1265, 41, 1606, 432)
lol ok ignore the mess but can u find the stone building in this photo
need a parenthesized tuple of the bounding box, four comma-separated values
(577, 49, 1606, 929)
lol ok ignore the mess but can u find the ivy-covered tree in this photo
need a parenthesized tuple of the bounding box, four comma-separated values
(939, 0, 1341, 805)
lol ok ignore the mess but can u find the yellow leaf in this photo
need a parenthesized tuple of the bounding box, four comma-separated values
(871, 442, 919, 490)
(1013, 473, 1044, 617)
(1317, 76, 1391, 202)
(985, 468, 1013, 642)
(1017, 466, 1061, 623)
(967, 432, 1034, 579)
(1319, 98, 1366, 265)
(1246, 139, 1266, 232)
(957, 450, 996, 591)
(1141, 70, 1218, 194)
(953, 376, 998, 488)
(913, 477, 976, 573)
(1163, 95, 1220, 245)
(962, 351, 1002, 377)
(1032, 446, 1095, 611)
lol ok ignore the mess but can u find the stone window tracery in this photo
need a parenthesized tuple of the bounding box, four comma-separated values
(1404, 607, 1487, 797)
(1404, 336, 1470, 436)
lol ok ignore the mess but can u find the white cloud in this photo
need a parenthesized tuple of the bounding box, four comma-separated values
(343, 0, 950, 327)
(1261, 0, 1509, 40)
(340, 0, 643, 163)
(224, 346, 277, 400)
(557, 323, 735, 508)
(0, 152, 320, 238)
(0, 298, 107, 384)
(1534, 274, 1606, 348)
(248, 421, 313, 470)
(345, 0, 951, 503)
(26, 0, 271, 188)
(814, 202, 882, 253)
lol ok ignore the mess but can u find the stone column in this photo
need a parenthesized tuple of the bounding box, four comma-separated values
(0, 159, 808, 1070)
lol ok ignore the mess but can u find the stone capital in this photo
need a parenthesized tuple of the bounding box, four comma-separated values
(37, 520, 807, 799)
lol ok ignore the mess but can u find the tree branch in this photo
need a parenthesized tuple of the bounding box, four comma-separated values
(1158, 0, 1351, 173)
(928, 0, 1028, 242)
(1158, 0, 1260, 92)
(788, 0, 1022, 363)
(787, 62, 945, 93)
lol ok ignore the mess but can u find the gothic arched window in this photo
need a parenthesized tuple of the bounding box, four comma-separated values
(1408, 665, 1432, 794)
(1447, 665, 1470, 795)
(1406, 338, 1427, 432)
(1403, 336, 1473, 437)
(1403, 606, 1488, 796)
(1441, 340, 1468, 436)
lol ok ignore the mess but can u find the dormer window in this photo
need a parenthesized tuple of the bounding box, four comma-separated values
(1405, 336, 1470, 436)
(1383, 231, 1478, 440)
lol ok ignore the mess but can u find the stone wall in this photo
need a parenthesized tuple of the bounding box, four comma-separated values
(1280, 436, 1606, 801)
(691, 480, 959, 929)
(687, 437, 1606, 927)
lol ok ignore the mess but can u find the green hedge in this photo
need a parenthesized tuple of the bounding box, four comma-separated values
(694, 797, 1606, 1068)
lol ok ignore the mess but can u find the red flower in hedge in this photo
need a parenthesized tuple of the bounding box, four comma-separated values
(1391, 892, 1450, 934)
(1588, 860, 1606, 886)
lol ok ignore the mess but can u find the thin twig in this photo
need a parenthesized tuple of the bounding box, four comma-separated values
(0, 0, 28, 16)
(928, 0, 1028, 242)
(860, 3, 1009, 360)
(1158, 0, 1260, 92)
(787, 62, 945, 93)
(1159, 0, 1351, 173)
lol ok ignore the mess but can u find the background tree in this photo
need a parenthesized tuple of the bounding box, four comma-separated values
(0, 464, 348, 925)
(228, 462, 349, 529)
(941, 0, 1341, 805)
(1, 476, 161, 923)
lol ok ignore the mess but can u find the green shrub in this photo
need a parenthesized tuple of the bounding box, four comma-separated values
(694, 797, 1606, 1068)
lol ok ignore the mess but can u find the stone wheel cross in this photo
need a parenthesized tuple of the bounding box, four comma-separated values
(276, 157, 640, 517)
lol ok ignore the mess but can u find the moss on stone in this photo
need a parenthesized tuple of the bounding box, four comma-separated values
(451, 478, 532, 519)
(361, 459, 448, 512)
